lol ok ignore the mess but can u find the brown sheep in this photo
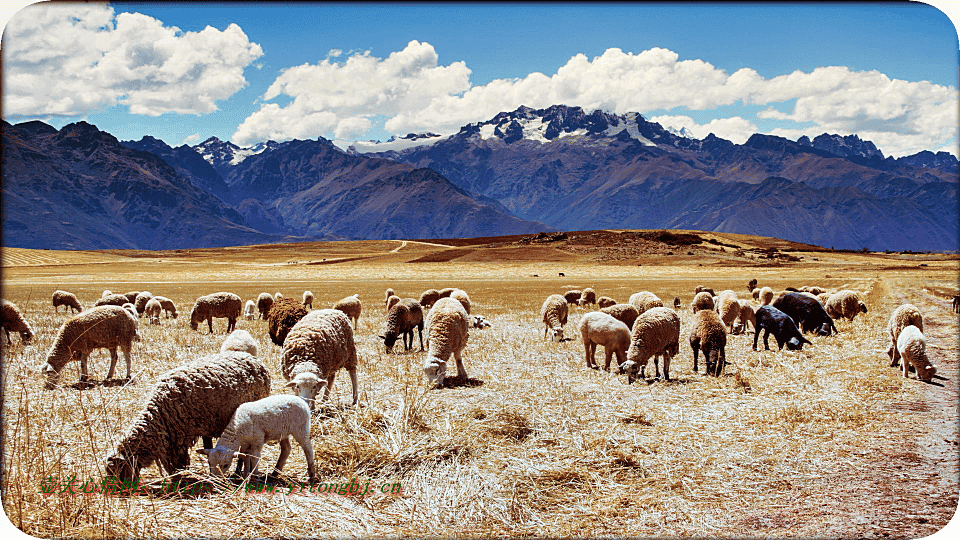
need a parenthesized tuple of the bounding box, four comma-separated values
(52, 290, 83, 314)
(1, 299, 34, 345)
(267, 298, 310, 346)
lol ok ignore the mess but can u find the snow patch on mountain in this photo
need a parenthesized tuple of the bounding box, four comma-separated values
(333, 133, 448, 154)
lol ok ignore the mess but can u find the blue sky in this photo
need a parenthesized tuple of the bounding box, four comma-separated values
(2, 2, 958, 157)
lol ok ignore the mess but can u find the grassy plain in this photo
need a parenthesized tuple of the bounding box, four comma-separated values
(1, 231, 958, 538)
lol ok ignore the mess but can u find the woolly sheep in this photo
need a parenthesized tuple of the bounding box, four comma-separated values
(198, 394, 317, 483)
(597, 296, 617, 309)
(690, 291, 715, 313)
(449, 288, 471, 314)
(144, 298, 162, 325)
(716, 290, 741, 332)
(619, 307, 680, 382)
(471, 314, 492, 329)
(190, 292, 242, 334)
(825, 290, 867, 321)
(122, 291, 141, 304)
(733, 300, 756, 335)
(817, 292, 831, 307)
(243, 300, 257, 320)
(121, 303, 138, 319)
(753, 305, 811, 351)
(257, 292, 275, 320)
(752, 289, 760, 301)
(152, 296, 177, 319)
(333, 294, 362, 328)
(104, 351, 271, 480)
(896, 325, 937, 381)
(422, 297, 470, 387)
(887, 304, 923, 369)
(282, 309, 359, 409)
(540, 294, 569, 342)
(381, 298, 424, 352)
(275, 292, 284, 302)
(52, 290, 83, 314)
(42, 305, 140, 388)
(578, 311, 631, 371)
(689, 309, 727, 376)
(694, 285, 716, 296)
(419, 289, 441, 309)
(95, 293, 129, 307)
(629, 291, 664, 314)
(134, 291, 154, 317)
(302, 291, 314, 310)
(385, 288, 396, 307)
(563, 290, 583, 305)
(386, 295, 401, 311)
(578, 288, 597, 307)
(747, 278, 758, 292)
(1, 299, 34, 345)
(267, 298, 310, 346)
(438, 287, 456, 298)
(220, 329, 259, 357)
(773, 292, 837, 336)
(759, 286, 774, 306)
(600, 303, 640, 332)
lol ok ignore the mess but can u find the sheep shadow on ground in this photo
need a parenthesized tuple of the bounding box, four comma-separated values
(67, 377, 132, 390)
(440, 376, 484, 389)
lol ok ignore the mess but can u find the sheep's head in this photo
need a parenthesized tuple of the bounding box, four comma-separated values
(381, 332, 399, 352)
(104, 450, 144, 481)
(423, 357, 447, 387)
(816, 322, 833, 336)
(41, 362, 61, 389)
(285, 372, 328, 411)
(910, 348, 937, 381)
(189, 308, 201, 330)
(859, 302, 868, 314)
(196, 446, 237, 476)
(785, 334, 812, 351)
(547, 326, 563, 343)
(618, 359, 642, 384)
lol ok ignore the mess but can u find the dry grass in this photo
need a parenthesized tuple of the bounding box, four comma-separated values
(1, 241, 957, 538)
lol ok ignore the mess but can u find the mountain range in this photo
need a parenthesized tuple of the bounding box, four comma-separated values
(2, 104, 957, 251)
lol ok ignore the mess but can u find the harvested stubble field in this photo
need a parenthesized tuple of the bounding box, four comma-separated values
(1, 231, 958, 538)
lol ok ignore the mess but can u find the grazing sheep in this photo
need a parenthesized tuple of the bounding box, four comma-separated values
(386, 295, 401, 311)
(333, 294, 362, 329)
(104, 351, 271, 480)
(597, 296, 617, 309)
(302, 291, 314, 310)
(694, 285, 716, 296)
(198, 394, 317, 483)
(563, 290, 583, 305)
(471, 315, 492, 329)
(600, 303, 640, 332)
(266, 298, 310, 346)
(753, 305, 811, 351)
(220, 329, 259, 357)
(540, 294, 569, 342)
(578, 311, 631, 371)
(52, 290, 83, 314)
(122, 291, 141, 304)
(716, 290, 741, 332)
(887, 304, 924, 369)
(689, 309, 727, 376)
(419, 289, 441, 309)
(773, 292, 838, 336)
(953, 294, 960, 314)
(243, 300, 257, 320)
(752, 289, 761, 301)
(733, 300, 756, 335)
(629, 291, 664, 314)
(190, 292, 242, 334)
(759, 286, 774, 306)
(282, 309, 359, 409)
(578, 288, 597, 307)
(41, 305, 140, 388)
(825, 290, 867, 321)
(257, 292, 275, 320)
(747, 278, 758, 292)
(144, 298, 162, 325)
(672, 296, 681, 310)
(134, 291, 154, 317)
(381, 299, 424, 352)
(95, 293, 129, 307)
(274, 292, 284, 302)
(437, 287, 457, 299)
(690, 292, 715, 313)
(151, 296, 178, 319)
(449, 289, 471, 314)
(385, 288, 396, 307)
(817, 292, 831, 307)
(1, 299, 34, 345)
(896, 325, 937, 381)
(422, 297, 470, 387)
(619, 307, 681, 382)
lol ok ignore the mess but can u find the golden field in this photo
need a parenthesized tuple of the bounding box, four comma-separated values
(1, 231, 958, 538)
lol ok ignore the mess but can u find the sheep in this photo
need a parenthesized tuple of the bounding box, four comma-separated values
(825, 290, 867, 321)
(887, 304, 923, 369)
(95, 293, 129, 307)
(422, 297, 470, 387)
(266, 298, 309, 346)
(385, 288, 395, 306)
(243, 300, 257, 320)
(220, 329, 259, 357)
(449, 288, 471, 314)
(101, 290, 113, 298)
(597, 296, 617, 309)
(151, 296, 178, 319)
(759, 286, 774, 306)
(41, 305, 140, 388)
(954, 294, 960, 314)
(752, 289, 760, 302)
(733, 300, 756, 335)
(629, 291, 664, 314)
(274, 292, 284, 302)
(619, 307, 681, 382)
(672, 296, 681, 310)
(690, 291, 715, 313)
(189, 292, 242, 334)
(694, 285, 716, 296)
(438, 287, 456, 299)
(419, 289, 441, 309)
(689, 309, 727, 376)
(333, 294, 362, 329)
(144, 298, 162, 325)
(896, 325, 937, 381)
(1, 299, 34, 344)
(134, 291, 154, 317)
(540, 294, 569, 342)
(104, 351, 271, 480)
(380, 298, 424, 352)
(197, 394, 317, 483)
(772, 292, 838, 336)
(578, 287, 597, 307)
(386, 295, 401, 311)
(817, 292, 831, 307)
(747, 278, 758, 292)
(121, 303, 138, 319)
(122, 291, 141, 304)
(600, 303, 640, 332)
(753, 305, 811, 351)
(578, 311, 631, 371)
(302, 291, 314, 310)
(801, 286, 827, 295)
(716, 290, 741, 332)
(52, 290, 83, 314)
(563, 290, 583, 305)
(257, 292, 275, 320)
(282, 309, 359, 409)
(471, 314, 492, 329)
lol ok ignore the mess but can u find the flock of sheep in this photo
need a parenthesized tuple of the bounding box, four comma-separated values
(0, 278, 943, 487)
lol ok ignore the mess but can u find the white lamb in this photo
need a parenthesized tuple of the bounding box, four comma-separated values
(896, 325, 937, 381)
(540, 294, 569, 342)
(198, 394, 317, 483)
(422, 297, 470, 387)
(243, 300, 257, 320)
(220, 329, 260, 357)
(578, 311, 631, 371)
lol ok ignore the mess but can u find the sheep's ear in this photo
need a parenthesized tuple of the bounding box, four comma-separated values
(285, 380, 297, 388)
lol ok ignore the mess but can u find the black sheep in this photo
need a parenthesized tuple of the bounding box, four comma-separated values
(753, 306, 812, 351)
(772, 292, 838, 336)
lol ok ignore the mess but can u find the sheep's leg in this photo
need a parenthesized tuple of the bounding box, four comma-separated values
(454, 350, 467, 379)
(763, 330, 772, 351)
(121, 344, 132, 381)
(348, 369, 359, 406)
(584, 341, 595, 369)
(653, 355, 661, 379)
(78, 351, 91, 383)
(663, 354, 671, 381)
(902, 355, 910, 378)
(603, 346, 616, 371)
(324, 372, 337, 401)
(692, 340, 700, 372)
(275, 437, 291, 473)
(106, 347, 119, 379)
(248, 445, 263, 476)
(889, 339, 901, 367)
(228, 317, 237, 333)
(207, 317, 214, 334)
(417, 325, 424, 351)
(296, 432, 317, 483)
